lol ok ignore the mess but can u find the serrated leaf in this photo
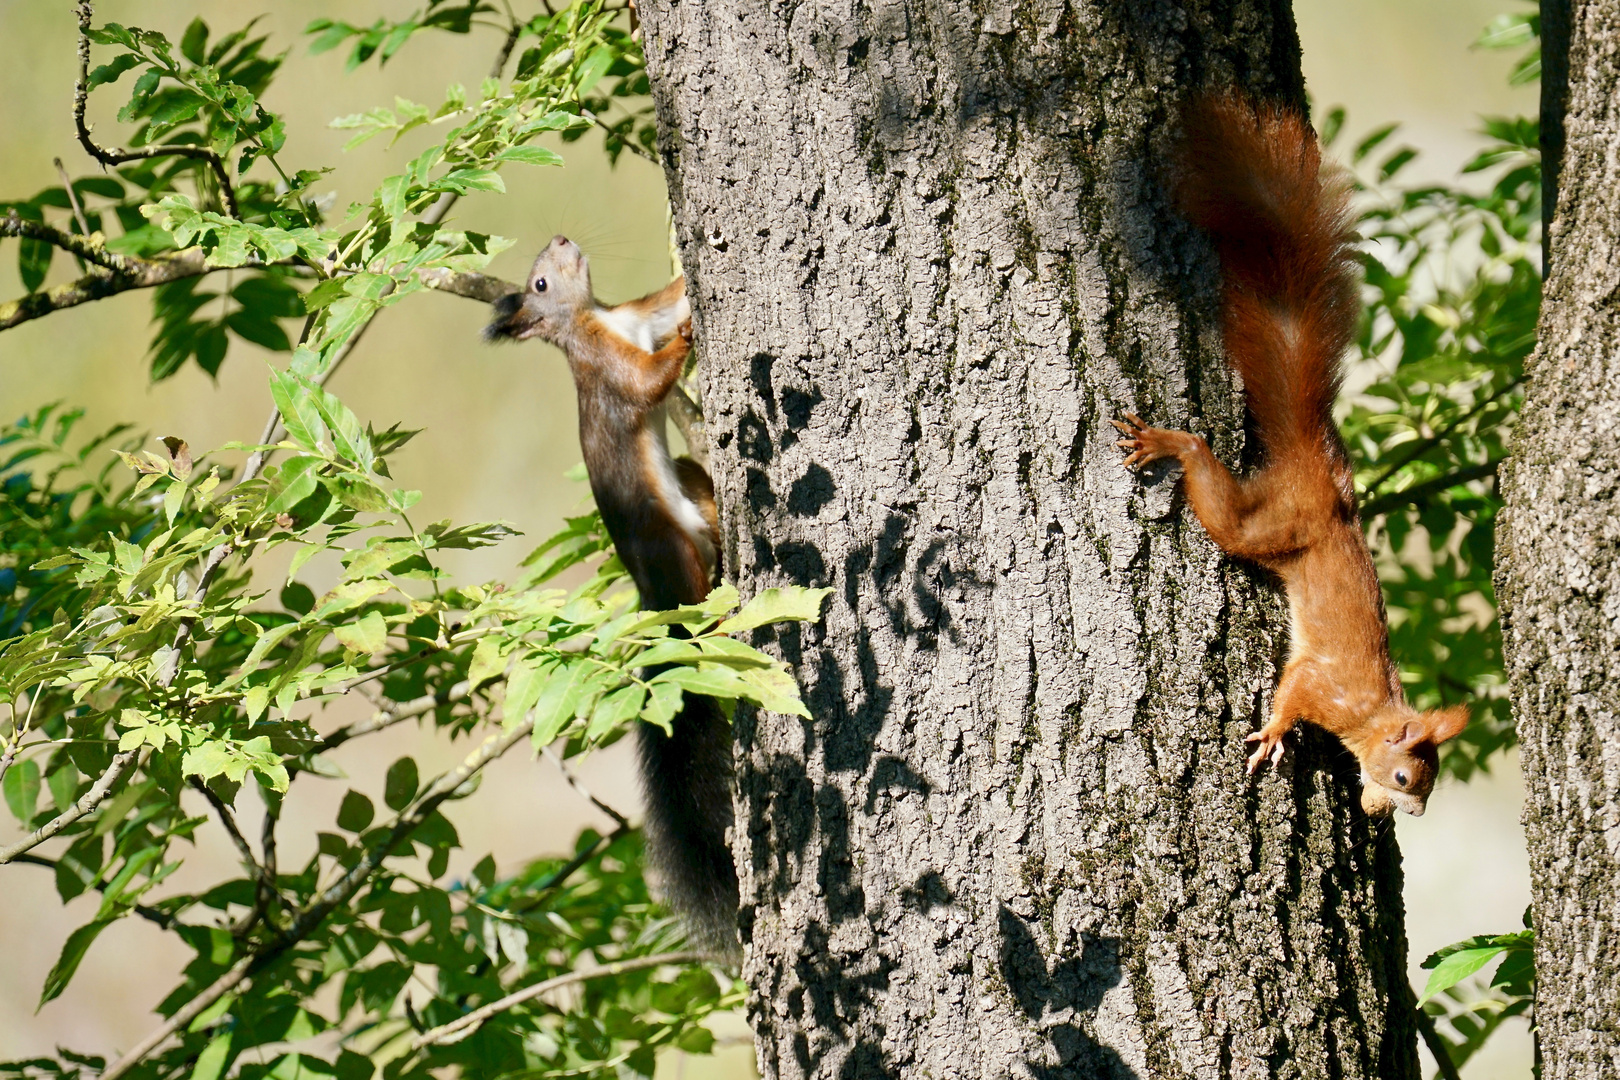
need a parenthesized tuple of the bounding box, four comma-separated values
(585, 684, 646, 742)
(1418, 946, 1509, 1005)
(467, 637, 506, 690)
(503, 654, 547, 725)
(718, 586, 832, 634)
(269, 455, 322, 513)
(333, 610, 387, 654)
(649, 664, 749, 700)
(642, 680, 684, 734)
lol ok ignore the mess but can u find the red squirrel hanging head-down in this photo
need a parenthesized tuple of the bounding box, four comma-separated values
(1115, 94, 1469, 817)
(487, 237, 740, 955)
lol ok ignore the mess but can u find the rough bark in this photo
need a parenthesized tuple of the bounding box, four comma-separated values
(641, 2, 1417, 1077)
(1497, 2, 1620, 1076)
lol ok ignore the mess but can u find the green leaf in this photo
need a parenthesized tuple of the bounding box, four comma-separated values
(333, 610, 387, 654)
(430, 168, 504, 195)
(495, 145, 565, 167)
(268, 369, 328, 451)
(183, 742, 236, 782)
(383, 757, 418, 811)
(181, 18, 210, 65)
(1418, 946, 1510, 1006)
(191, 1032, 234, 1080)
(718, 586, 833, 634)
(3, 758, 41, 824)
(87, 53, 142, 91)
(467, 636, 507, 690)
(148, 90, 208, 130)
(39, 918, 117, 1006)
(504, 654, 548, 724)
(19, 236, 52, 294)
(642, 680, 684, 734)
(585, 684, 646, 742)
(649, 664, 749, 700)
(531, 663, 586, 747)
(269, 455, 322, 513)
(337, 790, 374, 832)
(379, 174, 409, 221)
(1353, 123, 1400, 163)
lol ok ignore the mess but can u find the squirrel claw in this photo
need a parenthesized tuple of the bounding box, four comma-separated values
(1244, 729, 1287, 774)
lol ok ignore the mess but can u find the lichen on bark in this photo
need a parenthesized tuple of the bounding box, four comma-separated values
(641, 1, 1419, 1076)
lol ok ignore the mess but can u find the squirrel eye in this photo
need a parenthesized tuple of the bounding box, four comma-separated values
(533, 277, 548, 294)
(1394, 770, 1409, 788)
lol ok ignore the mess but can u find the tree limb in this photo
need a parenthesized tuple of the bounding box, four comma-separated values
(75, 1, 240, 219)
(0, 214, 285, 332)
(411, 950, 707, 1050)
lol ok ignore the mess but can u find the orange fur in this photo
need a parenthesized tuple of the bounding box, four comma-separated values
(1116, 93, 1469, 816)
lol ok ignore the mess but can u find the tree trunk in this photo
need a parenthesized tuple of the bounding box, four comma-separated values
(1496, 2, 1620, 1076)
(641, 2, 1418, 1076)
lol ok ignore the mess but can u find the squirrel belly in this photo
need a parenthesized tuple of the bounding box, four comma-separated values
(487, 237, 739, 952)
(1115, 94, 1468, 817)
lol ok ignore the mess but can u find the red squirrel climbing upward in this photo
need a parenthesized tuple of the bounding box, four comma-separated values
(486, 237, 738, 952)
(1115, 94, 1469, 817)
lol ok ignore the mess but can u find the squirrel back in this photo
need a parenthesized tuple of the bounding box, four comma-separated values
(1118, 93, 1470, 816)
(1174, 95, 1360, 470)
(487, 240, 739, 954)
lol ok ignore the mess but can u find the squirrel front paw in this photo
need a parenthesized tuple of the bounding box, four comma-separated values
(1111, 414, 1185, 469)
(1244, 723, 1290, 774)
(675, 318, 694, 347)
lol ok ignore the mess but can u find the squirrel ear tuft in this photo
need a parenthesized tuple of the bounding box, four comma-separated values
(1391, 720, 1424, 747)
(1425, 704, 1471, 745)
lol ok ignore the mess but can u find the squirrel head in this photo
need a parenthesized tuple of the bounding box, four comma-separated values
(485, 235, 594, 345)
(1356, 702, 1470, 817)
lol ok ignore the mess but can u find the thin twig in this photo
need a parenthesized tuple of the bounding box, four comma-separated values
(666, 383, 708, 467)
(1413, 985, 1464, 1080)
(4, 210, 144, 273)
(53, 158, 94, 238)
(0, 749, 139, 865)
(582, 108, 657, 163)
(0, 224, 297, 332)
(75, 1, 240, 218)
(1360, 458, 1501, 519)
(491, 22, 522, 79)
(101, 718, 536, 1080)
(543, 745, 630, 828)
(0, 690, 40, 788)
(510, 822, 630, 915)
(11, 853, 182, 930)
(1361, 377, 1522, 499)
(311, 681, 472, 759)
(411, 951, 706, 1050)
(188, 778, 284, 931)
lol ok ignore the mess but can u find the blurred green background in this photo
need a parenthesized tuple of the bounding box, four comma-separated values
(0, 2, 1534, 1076)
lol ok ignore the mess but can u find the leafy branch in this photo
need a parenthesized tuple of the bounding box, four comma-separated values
(74, 1, 242, 218)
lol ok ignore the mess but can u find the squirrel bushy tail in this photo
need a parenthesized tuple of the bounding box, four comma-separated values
(637, 696, 739, 955)
(1174, 94, 1360, 463)
(607, 488, 740, 957)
